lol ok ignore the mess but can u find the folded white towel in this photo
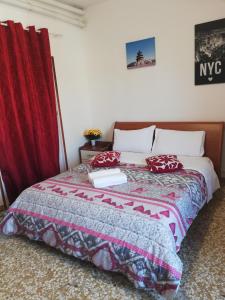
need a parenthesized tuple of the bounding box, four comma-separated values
(93, 173, 127, 188)
(88, 168, 121, 183)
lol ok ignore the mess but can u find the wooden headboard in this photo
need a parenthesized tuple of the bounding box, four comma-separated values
(114, 121, 224, 177)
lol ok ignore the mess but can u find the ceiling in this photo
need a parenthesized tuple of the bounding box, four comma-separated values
(56, 0, 107, 9)
(0, 0, 107, 28)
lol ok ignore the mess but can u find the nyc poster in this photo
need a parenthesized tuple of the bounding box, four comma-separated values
(195, 18, 225, 85)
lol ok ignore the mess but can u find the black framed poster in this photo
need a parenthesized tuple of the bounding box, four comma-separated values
(195, 18, 225, 85)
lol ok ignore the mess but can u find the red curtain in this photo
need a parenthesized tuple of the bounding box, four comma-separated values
(0, 21, 60, 204)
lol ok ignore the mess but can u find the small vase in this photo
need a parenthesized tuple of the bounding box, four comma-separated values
(90, 140, 96, 146)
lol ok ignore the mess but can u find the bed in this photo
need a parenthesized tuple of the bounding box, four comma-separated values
(0, 121, 223, 299)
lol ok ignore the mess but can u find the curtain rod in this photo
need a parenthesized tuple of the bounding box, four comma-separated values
(0, 21, 62, 38)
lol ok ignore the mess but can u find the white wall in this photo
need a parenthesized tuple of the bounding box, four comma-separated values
(85, 0, 225, 173)
(0, 3, 92, 206)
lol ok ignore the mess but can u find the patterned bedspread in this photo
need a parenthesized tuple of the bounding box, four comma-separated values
(0, 163, 208, 298)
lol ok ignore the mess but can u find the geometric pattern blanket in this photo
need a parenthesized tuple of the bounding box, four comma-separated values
(0, 163, 208, 299)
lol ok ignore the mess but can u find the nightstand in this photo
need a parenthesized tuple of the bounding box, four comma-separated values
(79, 141, 112, 163)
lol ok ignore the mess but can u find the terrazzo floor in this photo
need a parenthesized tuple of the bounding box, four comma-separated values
(0, 185, 225, 300)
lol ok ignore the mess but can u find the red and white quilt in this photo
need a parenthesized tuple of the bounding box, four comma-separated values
(0, 163, 208, 298)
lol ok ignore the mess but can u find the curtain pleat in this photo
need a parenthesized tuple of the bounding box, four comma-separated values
(0, 20, 60, 203)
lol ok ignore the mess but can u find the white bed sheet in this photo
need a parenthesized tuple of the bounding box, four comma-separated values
(120, 152, 220, 202)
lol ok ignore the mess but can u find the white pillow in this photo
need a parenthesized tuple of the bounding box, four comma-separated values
(113, 125, 156, 153)
(152, 128, 205, 156)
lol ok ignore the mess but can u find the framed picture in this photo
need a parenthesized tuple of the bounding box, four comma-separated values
(195, 18, 225, 85)
(126, 37, 156, 69)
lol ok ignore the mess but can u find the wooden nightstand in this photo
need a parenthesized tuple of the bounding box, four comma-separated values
(79, 141, 112, 163)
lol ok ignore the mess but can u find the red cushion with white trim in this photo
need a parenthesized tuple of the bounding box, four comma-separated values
(91, 151, 121, 167)
(146, 155, 183, 173)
